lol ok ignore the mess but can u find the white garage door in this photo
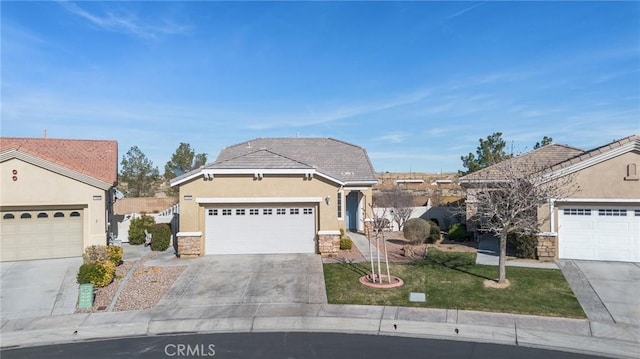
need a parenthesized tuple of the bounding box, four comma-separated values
(1, 209, 84, 261)
(205, 205, 316, 255)
(559, 206, 640, 262)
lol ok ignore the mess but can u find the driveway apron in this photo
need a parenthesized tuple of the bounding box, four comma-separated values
(0, 257, 82, 320)
(558, 260, 640, 325)
(156, 254, 327, 309)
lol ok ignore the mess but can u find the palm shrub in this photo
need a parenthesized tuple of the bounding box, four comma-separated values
(403, 218, 430, 244)
(149, 223, 171, 251)
(128, 214, 156, 245)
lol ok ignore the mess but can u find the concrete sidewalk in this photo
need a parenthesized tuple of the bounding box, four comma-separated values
(1, 303, 638, 358)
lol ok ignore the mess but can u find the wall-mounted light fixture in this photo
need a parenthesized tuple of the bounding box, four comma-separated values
(325, 195, 331, 205)
(203, 171, 214, 180)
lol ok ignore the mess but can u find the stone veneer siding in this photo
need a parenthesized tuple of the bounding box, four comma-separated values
(177, 236, 201, 258)
(318, 233, 340, 256)
(536, 235, 557, 262)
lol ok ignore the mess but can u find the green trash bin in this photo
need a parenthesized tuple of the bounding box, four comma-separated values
(78, 283, 94, 309)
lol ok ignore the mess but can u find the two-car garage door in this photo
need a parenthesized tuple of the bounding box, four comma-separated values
(205, 205, 316, 255)
(1, 209, 83, 261)
(559, 206, 640, 262)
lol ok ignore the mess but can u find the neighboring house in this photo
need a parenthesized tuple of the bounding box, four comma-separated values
(169, 138, 377, 256)
(460, 135, 640, 263)
(0, 137, 118, 261)
(113, 197, 179, 242)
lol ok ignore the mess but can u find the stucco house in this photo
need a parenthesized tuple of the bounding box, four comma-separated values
(0, 137, 118, 261)
(460, 135, 640, 263)
(170, 138, 377, 256)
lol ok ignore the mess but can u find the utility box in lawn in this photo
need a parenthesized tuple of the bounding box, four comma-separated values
(78, 283, 94, 309)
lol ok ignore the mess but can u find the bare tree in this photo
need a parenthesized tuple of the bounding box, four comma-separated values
(364, 205, 392, 284)
(467, 159, 577, 283)
(374, 188, 414, 230)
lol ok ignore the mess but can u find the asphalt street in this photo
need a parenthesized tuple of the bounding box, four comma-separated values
(0, 332, 605, 359)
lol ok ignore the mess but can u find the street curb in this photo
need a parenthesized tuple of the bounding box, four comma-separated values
(1, 307, 638, 358)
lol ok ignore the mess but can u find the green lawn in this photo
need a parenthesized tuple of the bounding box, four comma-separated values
(324, 250, 586, 318)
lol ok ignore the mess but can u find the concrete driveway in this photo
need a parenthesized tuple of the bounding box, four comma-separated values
(1, 257, 82, 320)
(558, 260, 640, 326)
(156, 254, 327, 308)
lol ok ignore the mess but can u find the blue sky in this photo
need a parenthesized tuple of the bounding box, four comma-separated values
(2, 1, 639, 173)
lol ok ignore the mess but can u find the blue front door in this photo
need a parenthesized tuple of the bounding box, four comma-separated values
(346, 192, 359, 231)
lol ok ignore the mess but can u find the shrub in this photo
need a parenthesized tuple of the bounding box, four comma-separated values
(403, 218, 431, 244)
(448, 223, 471, 242)
(82, 245, 110, 264)
(77, 261, 115, 287)
(507, 232, 538, 259)
(427, 220, 441, 243)
(340, 238, 353, 250)
(107, 245, 123, 265)
(83, 245, 122, 266)
(128, 214, 156, 245)
(149, 223, 171, 251)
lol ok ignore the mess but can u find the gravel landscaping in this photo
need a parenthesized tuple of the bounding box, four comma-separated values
(76, 251, 186, 313)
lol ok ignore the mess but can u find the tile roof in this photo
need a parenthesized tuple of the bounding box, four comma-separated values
(114, 197, 178, 215)
(460, 135, 640, 182)
(209, 138, 377, 183)
(0, 137, 118, 185)
(459, 143, 585, 182)
(548, 134, 640, 172)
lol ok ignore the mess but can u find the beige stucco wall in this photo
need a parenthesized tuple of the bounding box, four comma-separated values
(178, 174, 374, 236)
(0, 158, 108, 247)
(539, 151, 640, 233)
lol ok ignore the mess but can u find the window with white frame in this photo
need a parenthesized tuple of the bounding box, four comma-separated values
(208, 209, 218, 216)
(563, 208, 591, 216)
(249, 209, 259, 215)
(263, 209, 273, 215)
(222, 209, 232, 216)
(276, 208, 286, 215)
(290, 208, 299, 215)
(236, 209, 246, 216)
(303, 208, 313, 215)
(337, 191, 343, 218)
(598, 209, 627, 216)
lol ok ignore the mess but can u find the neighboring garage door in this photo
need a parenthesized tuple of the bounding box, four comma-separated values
(205, 205, 316, 255)
(1, 209, 83, 261)
(559, 206, 640, 262)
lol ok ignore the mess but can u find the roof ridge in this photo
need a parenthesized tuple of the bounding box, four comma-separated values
(0, 137, 116, 143)
(212, 148, 313, 168)
(549, 134, 640, 171)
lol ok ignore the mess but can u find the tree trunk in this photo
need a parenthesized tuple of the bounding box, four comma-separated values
(498, 233, 507, 283)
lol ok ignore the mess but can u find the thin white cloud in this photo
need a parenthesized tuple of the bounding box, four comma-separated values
(372, 132, 410, 144)
(447, 1, 486, 19)
(58, 1, 189, 39)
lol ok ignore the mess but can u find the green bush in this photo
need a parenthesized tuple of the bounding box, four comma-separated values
(107, 245, 123, 265)
(149, 223, 171, 251)
(507, 232, 538, 259)
(77, 261, 115, 287)
(427, 220, 441, 243)
(403, 218, 431, 244)
(340, 238, 353, 250)
(128, 214, 156, 245)
(448, 223, 471, 242)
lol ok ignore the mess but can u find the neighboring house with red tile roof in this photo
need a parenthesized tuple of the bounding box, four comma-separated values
(460, 135, 640, 263)
(170, 138, 378, 257)
(0, 137, 118, 261)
